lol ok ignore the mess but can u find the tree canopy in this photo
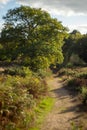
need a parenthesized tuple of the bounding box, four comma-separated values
(76, 34, 87, 63)
(0, 6, 67, 70)
(62, 29, 87, 66)
(62, 30, 82, 66)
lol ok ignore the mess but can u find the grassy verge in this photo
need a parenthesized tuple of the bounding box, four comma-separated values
(29, 97, 54, 130)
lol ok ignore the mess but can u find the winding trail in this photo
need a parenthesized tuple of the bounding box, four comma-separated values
(41, 76, 87, 130)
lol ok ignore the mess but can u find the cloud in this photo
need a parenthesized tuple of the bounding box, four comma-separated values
(16, 0, 87, 16)
(69, 24, 87, 34)
(0, 21, 4, 32)
(0, 0, 10, 4)
(0, 0, 86, 34)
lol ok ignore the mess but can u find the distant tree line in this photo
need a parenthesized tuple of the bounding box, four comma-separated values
(63, 30, 87, 66)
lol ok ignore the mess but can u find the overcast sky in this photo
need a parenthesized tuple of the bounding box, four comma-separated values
(0, 0, 87, 34)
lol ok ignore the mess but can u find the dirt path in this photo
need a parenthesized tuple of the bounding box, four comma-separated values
(41, 76, 87, 130)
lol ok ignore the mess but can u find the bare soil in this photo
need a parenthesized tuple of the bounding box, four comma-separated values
(41, 76, 87, 130)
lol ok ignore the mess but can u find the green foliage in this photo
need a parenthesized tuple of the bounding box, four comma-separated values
(81, 86, 87, 104)
(64, 54, 86, 68)
(76, 34, 87, 63)
(0, 81, 33, 129)
(62, 30, 87, 67)
(71, 121, 83, 130)
(0, 68, 48, 130)
(81, 86, 87, 97)
(37, 69, 52, 78)
(21, 76, 48, 98)
(62, 30, 82, 66)
(59, 67, 87, 105)
(58, 68, 76, 77)
(0, 6, 67, 70)
(4, 67, 32, 77)
(76, 72, 87, 79)
(30, 97, 54, 130)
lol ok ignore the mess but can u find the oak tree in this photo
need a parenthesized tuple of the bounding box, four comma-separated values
(1, 6, 67, 70)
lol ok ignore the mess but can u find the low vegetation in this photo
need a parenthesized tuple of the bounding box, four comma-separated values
(30, 97, 54, 130)
(58, 67, 87, 105)
(0, 67, 53, 130)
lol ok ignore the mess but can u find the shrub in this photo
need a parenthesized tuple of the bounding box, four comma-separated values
(4, 67, 32, 77)
(81, 86, 87, 104)
(67, 78, 87, 104)
(37, 69, 52, 78)
(0, 82, 34, 129)
(18, 76, 48, 98)
(0, 70, 48, 129)
(58, 68, 76, 77)
(67, 78, 87, 89)
(66, 78, 79, 92)
(73, 78, 87, 87)
(76, 72, 87, 79)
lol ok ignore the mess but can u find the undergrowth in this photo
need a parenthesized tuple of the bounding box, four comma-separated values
(58, 67, 87, 105)
(0, 67, 51, 130)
